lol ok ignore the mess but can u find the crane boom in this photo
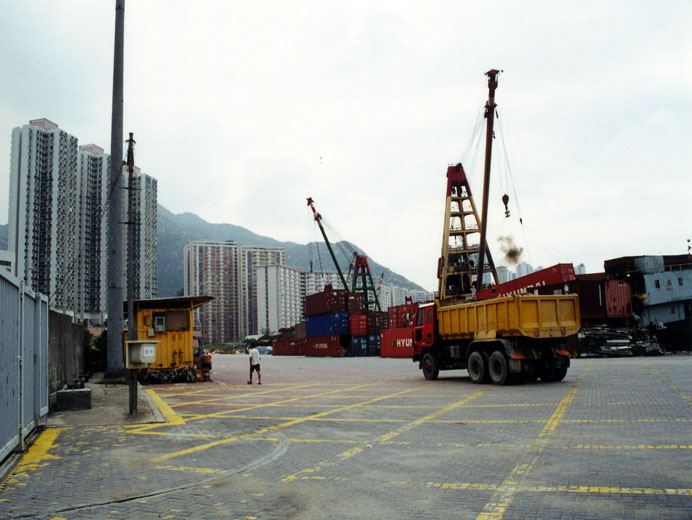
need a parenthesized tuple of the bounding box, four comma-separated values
(306, 197, 349, 291)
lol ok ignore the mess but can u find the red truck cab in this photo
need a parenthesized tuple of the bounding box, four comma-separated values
(413, 302, 435, 357)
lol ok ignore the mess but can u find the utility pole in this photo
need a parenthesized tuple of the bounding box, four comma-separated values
(126, 133, 138, 413)
(106, 0, 125, 378)
(476, 69, 500, 293)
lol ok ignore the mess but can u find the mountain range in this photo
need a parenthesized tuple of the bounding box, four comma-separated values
(157, 205, 423, 297)
(0, 209, 424, 296)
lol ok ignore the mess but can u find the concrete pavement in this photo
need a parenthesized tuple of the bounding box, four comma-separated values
(1, 355, 691, 519)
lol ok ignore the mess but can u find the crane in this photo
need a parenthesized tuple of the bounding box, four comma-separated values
(306, 197, 382, 311)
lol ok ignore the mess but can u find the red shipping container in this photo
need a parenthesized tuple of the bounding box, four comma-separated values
(273, 339, 304, 356)
(380, 328, 415, 358)
(350, 313, 368, 335)
(605, 279, 632, 318)
(305, 289, 347, 316)
(304, 335, 346, 357)
(347, 292, 364, 313)
(476, 263, 576, 300)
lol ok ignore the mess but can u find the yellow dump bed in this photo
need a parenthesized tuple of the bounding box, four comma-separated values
(436, 294, 580, 341)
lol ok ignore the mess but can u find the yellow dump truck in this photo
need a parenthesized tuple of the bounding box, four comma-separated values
(412, 295, 580, 384)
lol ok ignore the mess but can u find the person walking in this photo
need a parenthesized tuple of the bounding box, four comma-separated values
(247, 342, 262, 384)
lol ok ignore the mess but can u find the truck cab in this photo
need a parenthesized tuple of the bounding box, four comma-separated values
(413, 302, 435, 352)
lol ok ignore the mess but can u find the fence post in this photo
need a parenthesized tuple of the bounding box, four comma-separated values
(18, 281, 25, 452)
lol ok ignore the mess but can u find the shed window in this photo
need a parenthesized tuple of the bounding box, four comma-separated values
(165, 311, 189, 331)
(679, 277, 684, 286)
(654, 280, 660, 289)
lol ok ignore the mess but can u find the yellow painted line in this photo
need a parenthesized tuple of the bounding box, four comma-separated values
(376, 389, 491, 443)
(429, 481, 692, 496)
(284, 388, 491, 482)
(562, 418, 692, 423)
(153, 382, 430, 463)
(538, 380, 580, 440)
(146, 388, 184, 425)
(476, 365, 591, 520)
(0, 428, 63, 491)
(262, 437, 358, 445)
(337, 446, 363, 460)
(169, 382, 326, 408)
(154, 465, 226, 475)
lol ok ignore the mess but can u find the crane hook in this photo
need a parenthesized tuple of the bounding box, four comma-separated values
(502, 193, 510, 218)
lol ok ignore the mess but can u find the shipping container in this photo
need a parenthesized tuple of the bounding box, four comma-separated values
(536, 274, 632, 324)
(347, 292, 364, 313)
(305, 287, 347, 316)
(367, 346, 381, 357)
(350, 313, 368, 336)
(387, 303, 418, 329)
(380, 328, 415, 358)
(295, 322, 306, 339)
(274, 339, 304, 356)
(350, 335, 368, 357)
(476, 263, 576, 300)
(367, 333, 381, 347)
(304, 335, 347, 357)
(306, 312, 350, 336)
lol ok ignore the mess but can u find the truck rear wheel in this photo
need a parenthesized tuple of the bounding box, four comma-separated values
(488, 350, 510, 385)
(422, 352, 439, 381)
(467, 351, 487, 384)
(540, 364, 568, 382)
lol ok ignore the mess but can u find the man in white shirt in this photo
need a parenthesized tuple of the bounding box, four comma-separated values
(247, 342, 262, 385)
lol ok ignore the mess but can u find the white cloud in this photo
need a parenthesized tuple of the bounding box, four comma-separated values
(1, 0, 691, 290)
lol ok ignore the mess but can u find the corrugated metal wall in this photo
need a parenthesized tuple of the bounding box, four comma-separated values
(0, 269, 49, 462)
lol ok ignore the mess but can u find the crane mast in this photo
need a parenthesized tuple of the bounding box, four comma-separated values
(306, 197, 349, 292)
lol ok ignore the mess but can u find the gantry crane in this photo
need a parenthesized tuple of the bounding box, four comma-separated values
(307, 197, 382, 311)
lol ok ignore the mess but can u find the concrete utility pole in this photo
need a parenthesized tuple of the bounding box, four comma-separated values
(106, 0, 125, 378)
(126, 132, 138, 413)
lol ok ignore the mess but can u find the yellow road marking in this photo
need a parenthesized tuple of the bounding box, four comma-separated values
(152, 381, 429, 463)
(145, 389, 184, 425)
(0, 428, 63, 491)
(283, 388, 490, 481)
(377, 389, 491, 443)
(476, 365, 591, 520)
(429, 481, 692, 496)
(154, 465, 227, 474)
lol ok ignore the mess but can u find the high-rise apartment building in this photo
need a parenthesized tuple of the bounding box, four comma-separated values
(122, 165, 158, 299)
(184, 241, 285, 343)
(256, 265, 305, 335)
(238, 246, 285, 337)
(77, 144, 110, 320)
(9, 119, 80, 311)
(8, 119, 157, 322)
(184, 241, 240, 344)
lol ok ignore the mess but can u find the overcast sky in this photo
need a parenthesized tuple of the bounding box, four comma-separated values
(1, 1, 690, 291)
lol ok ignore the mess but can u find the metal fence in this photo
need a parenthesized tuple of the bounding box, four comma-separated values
(0, 268, 49, 462)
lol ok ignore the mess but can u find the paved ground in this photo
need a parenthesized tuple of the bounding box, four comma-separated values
(1, 354, 691, 519)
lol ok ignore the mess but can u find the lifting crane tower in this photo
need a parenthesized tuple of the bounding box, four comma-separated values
(307, 197, 382, 311)
(438, 70, 500, 302)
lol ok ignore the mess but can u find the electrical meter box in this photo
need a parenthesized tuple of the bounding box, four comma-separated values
(125, 340, 160, 369)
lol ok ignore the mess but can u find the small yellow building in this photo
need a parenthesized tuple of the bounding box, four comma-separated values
(124, 296, 213, 383)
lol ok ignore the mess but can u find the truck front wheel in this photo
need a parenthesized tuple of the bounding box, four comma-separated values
(467, 351, 487, 384)
(422, 352, 439, 381)
(488, 350, 510, 385)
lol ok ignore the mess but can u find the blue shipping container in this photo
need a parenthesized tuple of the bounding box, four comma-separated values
(367, 346, 381, 357)
(351, 336, 368, 357)
(367, 334, 381, 347)
(306, 312, 350, 337)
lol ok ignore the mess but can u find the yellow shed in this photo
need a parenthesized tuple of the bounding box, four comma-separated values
(124, 296, 213, 383)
